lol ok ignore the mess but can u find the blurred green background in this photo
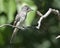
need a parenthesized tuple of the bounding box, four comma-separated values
(0, 0, 60, 48)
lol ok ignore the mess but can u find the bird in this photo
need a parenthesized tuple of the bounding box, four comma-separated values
(10, 5, 32, 43)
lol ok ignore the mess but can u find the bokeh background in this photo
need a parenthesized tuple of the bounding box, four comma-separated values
(0, 0, 60, 48)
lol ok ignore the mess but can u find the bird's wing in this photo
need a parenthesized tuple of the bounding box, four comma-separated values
(10, 28, 19, 43)
(13, 14, 20, 26)
(10, 20, 21, 43)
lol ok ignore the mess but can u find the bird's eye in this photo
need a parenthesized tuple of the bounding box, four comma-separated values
(27, 8, 29, 10)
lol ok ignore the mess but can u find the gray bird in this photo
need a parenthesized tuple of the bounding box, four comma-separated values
(10, 5, 32, 43)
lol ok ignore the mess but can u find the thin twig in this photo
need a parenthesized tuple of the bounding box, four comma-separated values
(56, 35, 60, 39)
(0, 24, 21, 29)
(37, 11, 43, 16)
(36, 8, 60, 29)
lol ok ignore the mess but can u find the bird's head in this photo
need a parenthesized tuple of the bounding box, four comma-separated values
(21, 5, 33, 12)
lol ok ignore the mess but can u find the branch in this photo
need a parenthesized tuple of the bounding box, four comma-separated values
(0, 24, 21, 29)
(37, 11, 43, 16)
(36, 8, 60, 29)
(56, 35, 60, 39)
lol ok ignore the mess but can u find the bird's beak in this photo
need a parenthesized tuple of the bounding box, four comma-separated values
(28, 8, 33, 12)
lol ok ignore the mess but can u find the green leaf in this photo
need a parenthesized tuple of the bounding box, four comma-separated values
(0, 33, 5, 46)
(7, 0, 16, 23)
(0, 0, 4, 13)
(52, 0, 60, 9)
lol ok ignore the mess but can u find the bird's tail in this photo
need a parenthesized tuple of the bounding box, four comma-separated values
(10, 28, 19, 43)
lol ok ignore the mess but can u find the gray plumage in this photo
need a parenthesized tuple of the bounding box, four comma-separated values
(10, 5, 32, 43)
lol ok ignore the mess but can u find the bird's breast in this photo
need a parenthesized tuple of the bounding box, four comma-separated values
(20, 11, 27, 17)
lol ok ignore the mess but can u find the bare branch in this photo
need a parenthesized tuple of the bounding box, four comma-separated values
(52, 8, 59, 15)
(56, 35, 60, 39)
(37, 11, 43, 16)
(0, 24, 21, 29)
(36, 8, 60, 29)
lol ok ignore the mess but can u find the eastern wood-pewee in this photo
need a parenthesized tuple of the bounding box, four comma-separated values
(10, 5, 32, 43)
